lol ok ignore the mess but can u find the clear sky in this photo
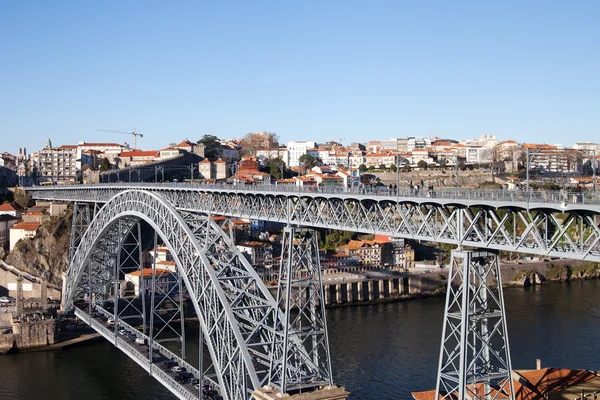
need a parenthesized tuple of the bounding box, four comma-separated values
(1, 1, 599, 154)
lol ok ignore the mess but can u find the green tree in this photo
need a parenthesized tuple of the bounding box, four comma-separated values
(390, 164, 397, 172)
(99, 158, 112, 172)
(197, 134, 221, 160)
(417, 160, 428, 170)
(266, 157, 286, 179)
(358, 164, 367, 173)
(439, 161, 447, 169)
(379, 164, 386, 170)
(298, 154, 318, 174)
(324, 230, 354, 251)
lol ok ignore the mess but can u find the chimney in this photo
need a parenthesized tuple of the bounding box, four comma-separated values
(536, 359, 542, 370)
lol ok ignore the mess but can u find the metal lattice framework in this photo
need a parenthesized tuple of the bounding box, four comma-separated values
(269, 227, 333, 393)
(63, 190, 321, 400)
(27, 184, 600, 261)
(435, 250, 514, 400)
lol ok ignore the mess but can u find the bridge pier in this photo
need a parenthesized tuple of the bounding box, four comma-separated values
(346, 282, 353, 303)
(270, 226, 333, 393)
(435, 249, 514, 400)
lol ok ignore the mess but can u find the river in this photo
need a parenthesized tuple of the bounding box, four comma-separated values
(1, 280, 600, 399)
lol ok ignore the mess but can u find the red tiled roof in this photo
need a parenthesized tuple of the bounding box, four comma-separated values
(175, 140, 195, 147)
(119, 150, 158, 157)
(0, 204, 16, 211)
(79, 143, 122, 147)
(213, 158, 226, 164)
(59, 145, 77, 149)
(127, 267, 170, 277)
(10, 222, 41, 231)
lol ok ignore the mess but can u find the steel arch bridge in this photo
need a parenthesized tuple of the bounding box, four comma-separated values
(28, 183, 600, 262)
(26, 183, 600, 400)
(61, 189, 334, 400)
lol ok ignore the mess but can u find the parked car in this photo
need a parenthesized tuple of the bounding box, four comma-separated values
(0, 297, 11, 303)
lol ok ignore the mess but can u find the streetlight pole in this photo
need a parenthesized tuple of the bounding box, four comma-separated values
(526, 147, 530, 195)
(593, 148, 597, 195)
(455, 155, 459, 197)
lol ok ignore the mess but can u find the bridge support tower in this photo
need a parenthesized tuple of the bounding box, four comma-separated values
(269, 227, 333, 395)
(435, 249, 514, 400)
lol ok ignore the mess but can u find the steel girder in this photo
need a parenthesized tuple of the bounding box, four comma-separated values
(435, 250, 514, 400)
(65, 190, 318, 400)
(269, 227, 333, 393)
(28, 185, 600, 261)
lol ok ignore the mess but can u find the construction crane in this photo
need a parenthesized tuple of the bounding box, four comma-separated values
(96, 128, 144, 149)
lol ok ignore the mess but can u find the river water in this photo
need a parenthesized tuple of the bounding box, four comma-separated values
(1, 280, 600, 400)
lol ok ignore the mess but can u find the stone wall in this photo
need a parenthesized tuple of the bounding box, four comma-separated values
(12, 321, 56, 350)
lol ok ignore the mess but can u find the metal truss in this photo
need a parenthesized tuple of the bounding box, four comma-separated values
(435, 250, 514, 400)
(269, 227, 333, 393)
(64, 190, 321, 400)
(28, 185, 600, 261)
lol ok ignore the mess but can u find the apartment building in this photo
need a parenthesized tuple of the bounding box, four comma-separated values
(287, 141, 316, 167)
(37, 139, 78, 183)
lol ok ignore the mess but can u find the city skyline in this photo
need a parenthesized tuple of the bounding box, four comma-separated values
(1, 1, 599, 153)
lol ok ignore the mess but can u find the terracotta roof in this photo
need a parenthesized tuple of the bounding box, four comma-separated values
(200, 159, 211, 164)
(10, 222, 41, 231)
(175, 140, 195, 147)
(59, 145, 77, 149)
(79, 142, 122, 147)
(0, 204, 16, 212)
(213, 158, 226, 164)
(127, 267, 171, 277)
(156, 260, 176, 266)
(120, 150, 159, 157)
(411, 368, 599, 400)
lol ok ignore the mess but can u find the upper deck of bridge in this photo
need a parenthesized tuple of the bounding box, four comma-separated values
(25, 182, 600, 213)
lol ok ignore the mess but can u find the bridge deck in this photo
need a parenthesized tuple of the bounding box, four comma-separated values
(73, 307, 219, 400)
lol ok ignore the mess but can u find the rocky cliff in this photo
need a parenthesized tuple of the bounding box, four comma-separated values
(5, 208, 71, 286)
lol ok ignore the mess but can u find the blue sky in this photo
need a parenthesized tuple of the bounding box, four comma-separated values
(1, 1, 598, 154)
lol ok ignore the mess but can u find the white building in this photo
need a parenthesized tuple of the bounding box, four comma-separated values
(0, 203, 20, 219)
(287, 141, 316, 168)
(407, 137, 432, 152)
(76, 142, 130, 169)
(256, 148, 289, 166)
(9, 221, 40, 251)
(124, 268, 176, 296)
(466, 147, 493, 164)
(0, 215, 19, 252)
(37, 139, 78, 183)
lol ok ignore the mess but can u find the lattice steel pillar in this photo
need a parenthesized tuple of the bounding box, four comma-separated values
(69, 202, 92, 264)
(435, 250, 514, 400)
(269, 227, 333, 394)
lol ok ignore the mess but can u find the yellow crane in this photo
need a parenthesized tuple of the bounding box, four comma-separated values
(96, 128, 144, 149)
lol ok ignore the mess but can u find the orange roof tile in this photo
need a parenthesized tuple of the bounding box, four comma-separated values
(127, 267, 171, 277)
(0, 204, 16, 212)
(119, 150, 158, 157)
(10, 222, 41, 231)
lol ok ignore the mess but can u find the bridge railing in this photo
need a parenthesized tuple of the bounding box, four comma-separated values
(28, 181, 600, 206)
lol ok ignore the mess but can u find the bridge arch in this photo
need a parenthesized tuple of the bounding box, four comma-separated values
(65, 189, 277, 400)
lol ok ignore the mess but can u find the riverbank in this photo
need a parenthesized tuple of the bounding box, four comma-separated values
(320, 258, 599, 308)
